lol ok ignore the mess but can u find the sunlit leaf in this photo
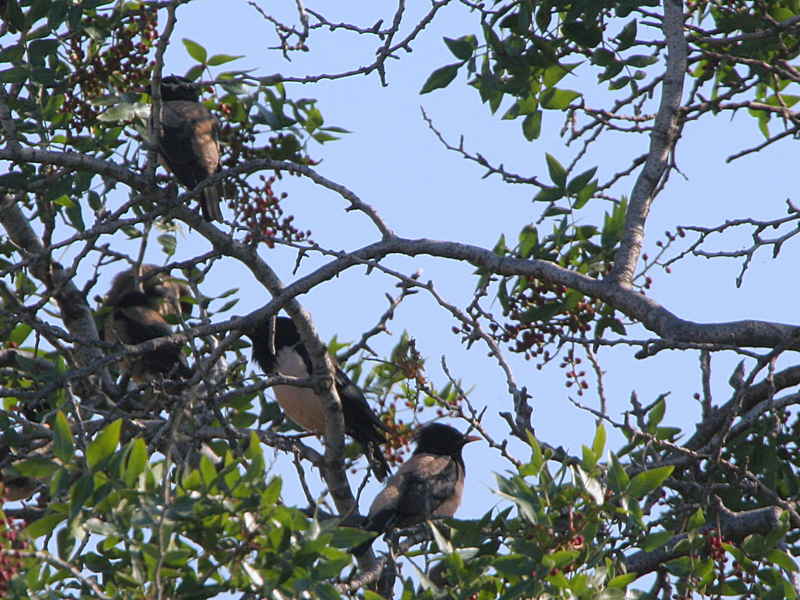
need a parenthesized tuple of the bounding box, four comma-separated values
(183, 38, 207, 63)
(420, 63, 460, 94)
(86, 419, 122, 470)
(627, 465, 673, 499)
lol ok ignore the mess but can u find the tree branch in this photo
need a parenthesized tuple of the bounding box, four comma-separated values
(609, 0, 687, 285)
(624, 498, 784, 577)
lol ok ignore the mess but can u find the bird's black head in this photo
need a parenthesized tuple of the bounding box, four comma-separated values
(241, 316, 300, 373)
(160, 75, 201, 102)
(413, 423, 479, 458)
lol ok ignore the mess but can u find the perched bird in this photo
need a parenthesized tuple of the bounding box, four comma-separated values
(104, 264, 192, 321)
(243, 316, 391, 481)
(355, 423, 479, 555)
(154, 75, 223, 222)
(102, 265, 193, 381)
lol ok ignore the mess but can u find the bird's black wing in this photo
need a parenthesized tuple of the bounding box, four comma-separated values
(336, 368, 389, 438)
(336, 367, 390, 480)
(111, 306, 191, 378)
(114, 305, 172, 343)
(159, 101, 219, 188)
(293, 341, 390, 480)
(395, 456, 460, 524)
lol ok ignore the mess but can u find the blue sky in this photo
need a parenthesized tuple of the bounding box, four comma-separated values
(93, 0, 800, 553)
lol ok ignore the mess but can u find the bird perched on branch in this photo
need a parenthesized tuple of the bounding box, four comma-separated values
(243, 316, 391, 481)
(152, 75, 223, 222)
(354, 423, 479, 555)
(102, 264, 193, 381)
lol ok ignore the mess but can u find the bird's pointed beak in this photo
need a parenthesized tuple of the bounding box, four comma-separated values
(463, 435, 481, 444)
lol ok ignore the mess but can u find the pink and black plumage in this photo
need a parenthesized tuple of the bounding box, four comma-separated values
(243, 316, 391, 481)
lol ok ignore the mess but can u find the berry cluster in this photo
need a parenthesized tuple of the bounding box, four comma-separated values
(707, 533, 726, 563)
(236, 176, 310, 246)
(63, 6, 157, 136)
(0, 519, 27, 595)
(493, 280, 600, 363)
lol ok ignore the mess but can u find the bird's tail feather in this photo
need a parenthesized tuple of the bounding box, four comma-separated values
(352, 509, 394, 556)
(351, 531, 379, 557)
(366, 441, 390, 482)
(201, 185, 223, 222)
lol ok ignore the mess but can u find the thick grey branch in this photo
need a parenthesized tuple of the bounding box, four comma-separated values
(0, 147, 147, 191)
(609, 0, 687, 285)
(260, 236, 800, 351)
(0, 196, 111, 390)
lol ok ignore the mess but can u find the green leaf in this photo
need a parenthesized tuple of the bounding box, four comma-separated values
(444, 35, 476, 61)
(69, 473, 94, 518)
(533, 186, 564, 203)
(642, 530, 673, 552)
(183, 38, 207, 64)
(607, 572, 637, 588)
(520, 302, 562, 323)
(66, 199, 85, 232)
(616, 19, 638, 50)
(540, 88, 581, 110)
(742, 534, 770, 558)
(518, 225, 538, 258)
(330, 526, 375, 548)
(420, 63, 460, 94)
(524, 430, 544, 475)
(626, 54, 658, 68)
(591, 48, 616, 67)
(665, 556, 692, 577)
(545, 153, 567, 188)
(543, 62, 579, 88)
(567, 167, 598, 195)
(157, 234, 176, 258)
(0, 44, 24, 63)
(53, 410, 74, 462)
(609, 76, 631, 90)
(262, 476, 282, 506)
(123, 438, 147, 487)
(627, 465, 673, 499)
(9, 323, 32, 345)
(581, 445, 597, 472)
(12, 457, 58, 478)
(767, 549, 798, 572)
(207, 54, 243, 66)
(428, 520, 453, 553)
(4, 0, 25, 33)
(592, 422, 606, 458)
(86, 419, 122, 470)
(305, 106, 324, 131)
(687, 507, 705, 530)
(543, 549, 579, 569)
(0, 67, 29, 83)
(494, 554, 532, 576)
(522, 111, 542, 140)
(646, 396, 666, 431)
(574, 179, 597, 209)
(25, 513, 65, 539)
